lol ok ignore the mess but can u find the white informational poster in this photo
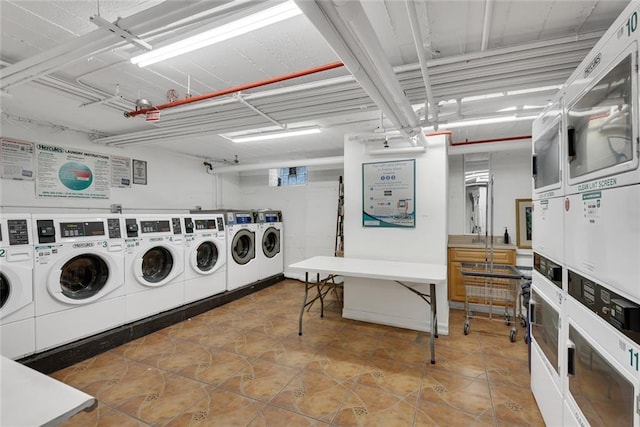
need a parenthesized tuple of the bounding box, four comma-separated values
(362, 159, 416, 228)
(111, 155, 132, 188)
(0, 138, 35, 180)
(132, 159, 147, 185)
(36, 143, 110, 199)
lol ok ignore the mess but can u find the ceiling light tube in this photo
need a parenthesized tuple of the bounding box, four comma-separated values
(367, 146, 426, 155)
(437, 115, 537, 130)
(131, 1, 301, 67)
(230, 127, 321, 143)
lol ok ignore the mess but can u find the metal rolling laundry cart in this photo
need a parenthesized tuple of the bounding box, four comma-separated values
(460, 262, 524, 342)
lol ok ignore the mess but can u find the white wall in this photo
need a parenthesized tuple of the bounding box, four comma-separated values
(1, 119, 221, 213)
(343, 134, 450, 334)
(234, 168, 343, 277)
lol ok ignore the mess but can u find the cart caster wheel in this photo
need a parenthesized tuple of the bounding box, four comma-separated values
(521, 318, 527, 327)
(505, 315, 511, 326)
(509, 329, 517, 343)
(524, 333, 530, 344)
(463, 322, 470, 335)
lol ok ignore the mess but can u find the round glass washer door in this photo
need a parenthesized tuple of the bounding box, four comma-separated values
(59, 254, 110, 300)
(232, 229, 255, 265)
(142, 246, 174, 284)
(262, 227, 280, 258)
(0, 273, 10, 309)
(195, 241, 219, 273)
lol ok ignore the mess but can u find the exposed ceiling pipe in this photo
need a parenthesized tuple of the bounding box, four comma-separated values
(295, 0, 427, 147)
(451, 135, 531, 146)
(481, 0, 494, 51)
(405, 0, 438, 128)
(0, 1, 238, 90)
(233, 93, 285, 129)
(212, 156, 344, 174)
(448, 135, 531, 155)
(124, 61, 344, 117)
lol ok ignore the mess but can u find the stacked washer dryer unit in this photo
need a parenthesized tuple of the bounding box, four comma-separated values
(122, 214, 185, 323)
(182, 213, 226, 303)
(530, 95, 567, 425)
(533, 2, 640, 425)
(216, 210, 259, 291)
(31, 213, 126, 352)
(254, 210, 284, 281)
(0, 214, 35, 359)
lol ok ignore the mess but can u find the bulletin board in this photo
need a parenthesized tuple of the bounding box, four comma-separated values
(362, 159, 415, 228)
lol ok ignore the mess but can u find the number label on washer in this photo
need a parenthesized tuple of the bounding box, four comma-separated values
(629, 348, 639, 371)
(0, 249, 5, 258)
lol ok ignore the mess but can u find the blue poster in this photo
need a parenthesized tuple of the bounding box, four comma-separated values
(362, 159, 415, 227)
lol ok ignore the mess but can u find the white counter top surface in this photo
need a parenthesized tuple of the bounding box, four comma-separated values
(1, 355, 95, 426)
(288, 256, 447, 284)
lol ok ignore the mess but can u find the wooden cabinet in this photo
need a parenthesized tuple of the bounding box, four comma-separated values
(448, 247, 516, 302)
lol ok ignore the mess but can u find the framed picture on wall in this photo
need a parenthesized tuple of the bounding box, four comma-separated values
(515, 198, 533, 249)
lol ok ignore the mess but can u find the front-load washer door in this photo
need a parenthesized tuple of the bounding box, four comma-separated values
(0, 273, 9, 310)
(262, 227, 280, 258)
(140, 246, 174, 286)
(231, 229, 255, 265)
(191, 240, 223, 275)
(55, 254, 110, 303)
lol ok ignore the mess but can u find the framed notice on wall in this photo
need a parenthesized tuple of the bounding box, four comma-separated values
(132, 159, 147, 185)
(362, 159, 416, 228)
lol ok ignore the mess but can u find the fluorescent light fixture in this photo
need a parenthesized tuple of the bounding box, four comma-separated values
(435, 115, 538, 130)
(497, 105, 546, 112)
(131, 1, 302, 67)
(230, 127, 321, 143)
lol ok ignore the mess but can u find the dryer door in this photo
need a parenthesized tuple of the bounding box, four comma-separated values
(141, 246, 174, 284)
(58, 254, 109, 300)
(262, 227, 280, 258)
(231, 229, 255, 265)
(191, 240, 223, 275)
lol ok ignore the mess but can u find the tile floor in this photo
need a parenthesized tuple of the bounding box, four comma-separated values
(52, 279, 544, 426)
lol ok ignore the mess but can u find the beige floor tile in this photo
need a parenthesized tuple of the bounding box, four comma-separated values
(369, 335, 430, 366)
(357, 355, 423, 397)
(49, 280, 546, 426)
(490, 382, 546, 426)
(420, 371, 494, 418)
(258, 335, 322, 369)
(247, 405, 330, 427)
(165, 387, 266, 427)
(414, 400, 496, 426)
(332, 382, 417, 427)
(269, 369, 351, 422)
(220, 329, 284, 358)
(219, 358, 299, 402)
(110, 369, 209, 425)
(307, 346, 371, 382)
(59, 402, 150, 427)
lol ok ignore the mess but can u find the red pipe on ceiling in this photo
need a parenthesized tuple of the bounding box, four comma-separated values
(125, 61, 345, 118)
(450, 135, 531, 146)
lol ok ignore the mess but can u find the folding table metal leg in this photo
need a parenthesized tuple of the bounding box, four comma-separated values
(298, 272, 309, 336)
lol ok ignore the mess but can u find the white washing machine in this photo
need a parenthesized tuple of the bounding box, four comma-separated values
(182, 214, 226, 303)
(122, 214, 184, 323)
(254, 210, 283, 280)
(0, 214, 35, 359)
(220, 211, 259, 291)
(32, 214, 126, 352)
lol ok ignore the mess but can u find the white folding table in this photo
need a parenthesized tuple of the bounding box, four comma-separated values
(1, 355, 96, 426)
(288, 256, 447, 364)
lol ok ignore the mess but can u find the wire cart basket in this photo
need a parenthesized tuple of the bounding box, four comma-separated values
(460, 262, 524, 342)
